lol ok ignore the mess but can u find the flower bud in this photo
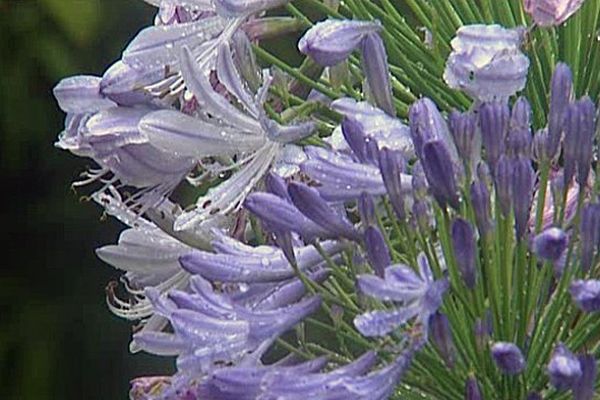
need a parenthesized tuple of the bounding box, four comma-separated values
(547, 343, 582, 390)
(511, 157, 535, 239)
(451, 218, 477, 289)
(531, 227, 567, 263)
(491, 342, 526, 375)
(364, 226, 391, 277)
(570, 280, 600, 312)
(378, 148, 407, 220)
(449, 110, 480, 170)
(547, 63, 573, 160)
(429, 311, 456, 367)
(479, 101, 510, 172)
(422, 140, 460, 210)
(465, 376, 482, 400)
(361, 32, 394, 115)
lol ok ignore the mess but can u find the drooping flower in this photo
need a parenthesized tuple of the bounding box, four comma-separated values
(354, 253, 448, 338)
(444, 24, 530, 101)
(491, 342, 526, 374)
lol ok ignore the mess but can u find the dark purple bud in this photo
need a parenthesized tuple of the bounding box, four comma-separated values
(449, 110, 479, 169)
(412, 199, 432, 231)
(265, 172, 291, 201)
(579, 203, 600, 271)
(409, 98, 457, 162)
(378, 147, 406, 220)
(531, 227, 567, 263)
(359, 192, 376, 227)
(361, 32, 394, 115)
(491, 342, 526, 374)
(470, 180, 493, 238)
(479, 101, 510, 172)
(451, 218, 477, 289)
(547, 63, 573, 160)
(429, 311, 456, 367)
(570, 280, 600, 312)
(511, 157, 535, 239)
(465, 376, 482, 400)
(288, 182, 361, 241)
(494, 156, 513, 216)
(422, 140, 460, 210)
(573, 353, 597, 400)
(364, 226, 391, 277)
(547, 343, 582, 390)
(298, 19, 381, 67)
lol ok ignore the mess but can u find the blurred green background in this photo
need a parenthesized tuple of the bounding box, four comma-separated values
(0, 1, 174, 398)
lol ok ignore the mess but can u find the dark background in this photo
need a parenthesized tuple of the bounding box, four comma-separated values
(0, 1, 173, 398)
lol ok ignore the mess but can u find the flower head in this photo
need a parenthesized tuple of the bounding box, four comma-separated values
(491, 342, 526, 374)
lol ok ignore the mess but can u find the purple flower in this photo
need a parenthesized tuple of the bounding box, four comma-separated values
(451, 218, 477, 289)
(196, 349, 414, 400)
(491, 342, 526, 374)
(378, 147, 408, 220)
(359, 193, 377, 227)
(298, 19, 381, 66)
(444, 24, 530, 101)
(570, 280, 600, 312)
(547, 343, 582, 390)
(531, 227, 567, 263)
(354, 253, 448, 338)
(494, 156, 513, 216)
(562, 97, 596, 186)
(524, 0, 586, 26)
(507, 97, 533, 157)
(134, 274, 321, 370)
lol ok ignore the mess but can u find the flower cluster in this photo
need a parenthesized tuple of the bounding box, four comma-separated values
(54, 0, 600, 399)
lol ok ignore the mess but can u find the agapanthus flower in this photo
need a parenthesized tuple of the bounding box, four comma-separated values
(444, 24, 530, 101)
(354, 253, 448, 338)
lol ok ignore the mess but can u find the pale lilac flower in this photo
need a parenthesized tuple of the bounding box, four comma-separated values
(524, 0, 586, 26)
(354, 253, 448, 338)
(491, 342, 526, 374)
(444, 24, 530, 101)
(214, 0, 290, 17)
